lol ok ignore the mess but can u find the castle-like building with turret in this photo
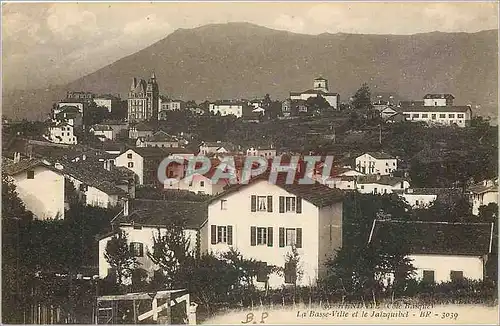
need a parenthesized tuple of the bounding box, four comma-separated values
(127, 73, 159, 122)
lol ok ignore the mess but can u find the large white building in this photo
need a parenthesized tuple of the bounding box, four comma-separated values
(45, 122, 78, 145)
(201, 175, 344, 288)
(356, 175, 410, 195)
(4, 158, 65, 220)
(290, 77, 339, 109)
(369, 220, 494, 283)
(355, 152, 397, 175)
(468, 178, 498, 215)
(208, 101, 244, 118)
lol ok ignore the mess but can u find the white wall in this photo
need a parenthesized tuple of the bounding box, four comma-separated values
(423, 98, 447, 106)
(409, 254, 485, 282)
(11, 166, 65, 220)
(206, 180, 325, 288)
(357, 180, 410, 194)
(99, 226, 198, 279)
(94, 98, 113, 113)
(92, 129, 113, 141)
(403, 110, 470, 128)
(115, 150, 144, 184)
(209, 104, 243, 117)
(471, 191, 499, 215)
(164, 174, 225, 195)
(48, 124, 77, 145)
(400, 194, 437, 208)
(355, 154, 397, 175)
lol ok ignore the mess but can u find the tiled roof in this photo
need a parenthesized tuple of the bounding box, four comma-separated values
(290, 89, 338, 96)
(125, 147, 169, 158)
(131, 122, 155, 131)
(3, 158, 53, 175)
(369, 220, 493, 256)
(401, 105, 471, 113)
(357, 175, 406, 186)
(423, 94, 455, 100)
(92, 125, 113, 131)
(58, 105, 81, 113)
(399, 101, 424, 108)
(209, 173, 344, 208)
(115, 199, 208, 229)
(468, 179, 499, 194)
(362, 151, 395, 160)
(145, 131, 177, 142)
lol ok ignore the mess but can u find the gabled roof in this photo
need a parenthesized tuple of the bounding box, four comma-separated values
(124, 147, 169, 159)
(290, 89, 338, 96)
(115, 199, 208, 229)
(3, 158, 56, 176)
(130, 122, 155, 131)
(360, 151, 395, 160)
(209, 173, 344, 208)
(92, 125, 113, 131)
(402, 106, 471, 113)
(145, 131, 177, 143)
(468, 179, 499, 194)
(314, 77, 327, 81)
(357, 175, 406, 186)
(58, 105, 81, 113)
(369, 220, 493, 256)
(423, 94, 455, 100)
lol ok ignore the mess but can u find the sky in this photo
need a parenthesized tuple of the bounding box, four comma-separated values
(2, 1, 498, 92)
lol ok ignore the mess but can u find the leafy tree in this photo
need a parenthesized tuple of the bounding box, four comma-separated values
(105, 231, 138, 286)
(352, 83, 372, 111)
(148, 225, 191, 289)
(306, 95, 330, 114)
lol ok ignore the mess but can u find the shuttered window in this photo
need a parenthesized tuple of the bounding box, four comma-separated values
(296, 197, 302, 213)
(210, 225, 233, 245)
(279, 227, 302, 248)
(251, 226, 272, 247)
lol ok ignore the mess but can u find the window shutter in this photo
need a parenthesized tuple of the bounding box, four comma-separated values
(296, 228, 302, 248)
(267, 227, 273, 247)
(267, 196, 273, 212)
(296, 197, 302, 214)
(250, 226, 256, 246)
(251, 195, 257, 212)
(279, 227, 285, 247)
(138, 243, 144, 257)
(279, 196, 285, 213)
(227, 225, 233, 245)
(211, 225, 217, 245)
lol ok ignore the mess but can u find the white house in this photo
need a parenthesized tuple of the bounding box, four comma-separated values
(136, 131, 180, 148)
(90, 125, 114, 141)
(402, 106, 472, 128)
(4, 158, 65, 220)
(423, 94, 455, 107)
(201, 175, 344, 288)
(98, 199, 206, 280)
(355, 152, 397, 175)
(163, 167, 229, 195)
(199, 141, 237, 156)
(356, 175, 410, 195)
(290, 77, 339, 109)
(468, 178, 498, 215)
(369, 220, 494, 283)
(115, 148, 167, 185)
(246, 147, 277, 158)
(399, 188, 463, 208)
(208, 101, 244, 118)
(44, 122, 78, 145)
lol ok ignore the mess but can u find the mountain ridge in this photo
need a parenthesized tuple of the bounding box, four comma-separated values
(3, 23, 498, 120)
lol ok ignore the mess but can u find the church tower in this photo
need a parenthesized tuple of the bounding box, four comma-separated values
(146, 72, 159, 121)
(313, 77, 329, 93)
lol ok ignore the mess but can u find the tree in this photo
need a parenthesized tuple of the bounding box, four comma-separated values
(306, 95, 330, 114)
(147, 225, 191, 289)
(352, 83, 372, 111)
(104, 231, 138, 287)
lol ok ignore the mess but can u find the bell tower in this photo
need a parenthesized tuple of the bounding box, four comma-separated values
(313, 77, 329, 92)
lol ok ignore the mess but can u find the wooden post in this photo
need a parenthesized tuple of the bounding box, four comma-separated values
(133, 300, 137, 324)
(152, 295, 158, 322)
(165, 293, 171, 324)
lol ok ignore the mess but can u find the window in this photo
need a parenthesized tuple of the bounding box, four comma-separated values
(257, 227, 268, 245)
(285, 197, 296, 212)
(412, 114, 419, 119)
(431, 114, 436, 120)
(210, 225, 233, 245)
(422, 270, 435, 283)
(383, 189, 387, 194)
(458, 114, 464, 118)
(200, 181, 205, 187)
(127, 153, 133, 159)
(385, 162, 389, 166)
(459, 120, 463, 124)
(374, 188, 378, 194)
(439, 114, 446, 118)
(360, 185, 364, 189)
(415, 200, 420, 206)
(129, 242, 144, 257)
(257, 196, 267, 211)
(220, 200, 227, 210)
(27, 170, 35, 179)
(422, 114, 428, 118)
(128, 162, 134, 168)
(133, 225, 142, 230)
(385, 169, 388, 173)
(434, 101, 437, 106)
(450, 270, 464, 281)
(404, 114, 410, 118)
(285, 228, 297, 246)
(448, 114, 455, 118)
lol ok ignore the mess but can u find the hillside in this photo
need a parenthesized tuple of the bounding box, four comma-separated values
(3, 23, 498, 120)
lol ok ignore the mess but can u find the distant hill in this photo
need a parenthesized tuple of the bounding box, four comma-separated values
(3, 23, 498, 120)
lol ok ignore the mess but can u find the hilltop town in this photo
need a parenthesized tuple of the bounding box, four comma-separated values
(2, 72, 498, 323)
